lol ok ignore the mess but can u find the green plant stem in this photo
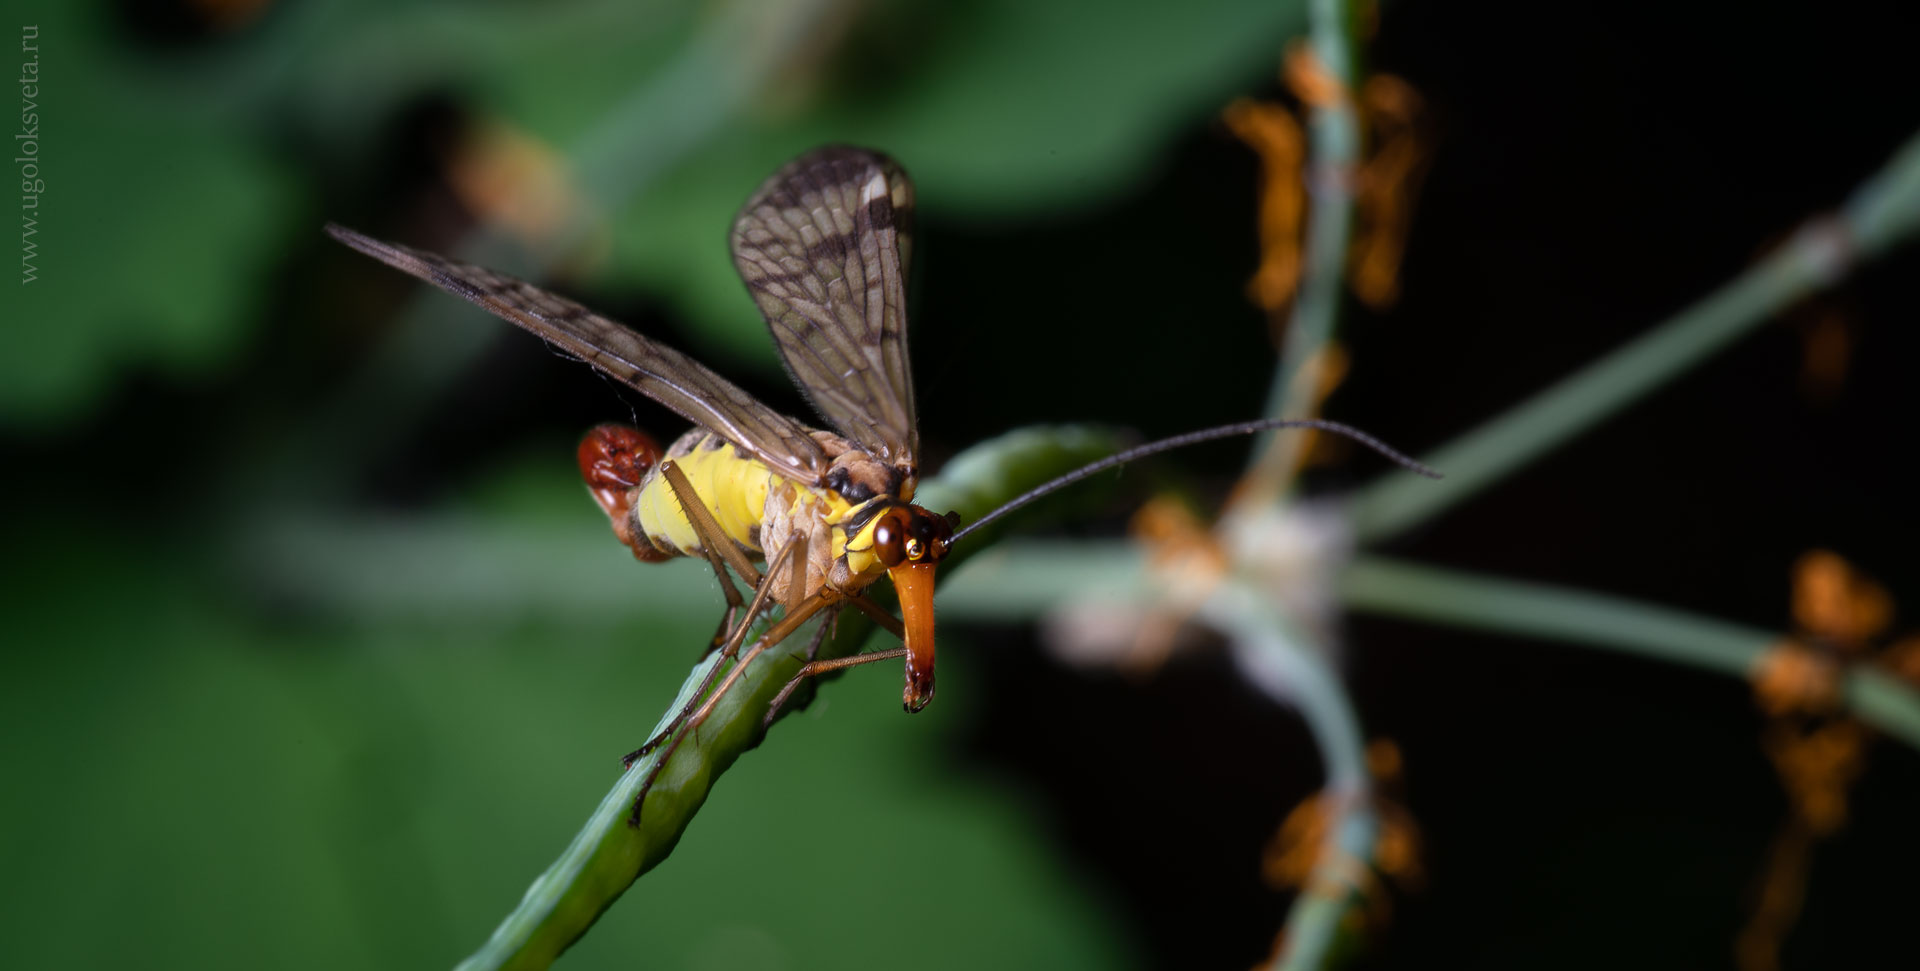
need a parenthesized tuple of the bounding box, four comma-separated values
(1245, 0, 1365, 497)
(1351, 126, 1920, 544)
(451, 426, 1124, 971)
(931, 543, 1920, 753)
(1203, 581, 1377, 971)
(1342, 555, 1920, 750)
(453, 620, 840, 971)
(1239, 2, 1382, 966)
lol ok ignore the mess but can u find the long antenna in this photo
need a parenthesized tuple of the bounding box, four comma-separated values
(948, 418, 1440, 546)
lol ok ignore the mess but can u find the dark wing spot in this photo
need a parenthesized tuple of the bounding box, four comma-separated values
(865, 196, 895, 231)
(804, 232, 861, 267)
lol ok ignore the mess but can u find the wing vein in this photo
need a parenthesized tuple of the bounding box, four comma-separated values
(325, 224, 829, 482)
(731, 147, 919, 468)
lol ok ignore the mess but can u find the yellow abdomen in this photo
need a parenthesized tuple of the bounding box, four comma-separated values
(629, 431, 893, 593)
(632, 432, 779, 558)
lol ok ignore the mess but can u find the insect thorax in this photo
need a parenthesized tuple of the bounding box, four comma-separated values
(628, 429, 915, 600)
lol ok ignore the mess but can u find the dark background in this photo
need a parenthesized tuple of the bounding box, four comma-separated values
(4, 1, 1915, 968)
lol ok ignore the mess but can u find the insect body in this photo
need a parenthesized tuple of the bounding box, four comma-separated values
(329, 147, 953, 711)
(328, 146, 1443, 787)
(578, 421, 951, 711)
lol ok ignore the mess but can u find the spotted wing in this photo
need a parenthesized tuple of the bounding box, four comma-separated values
(731, 147, 918, 469)
(326, 224, 829, 484)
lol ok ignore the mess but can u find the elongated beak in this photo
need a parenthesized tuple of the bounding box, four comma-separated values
(888, 562, 938, 712)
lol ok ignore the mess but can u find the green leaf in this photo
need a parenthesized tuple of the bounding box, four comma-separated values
(1, 7, 294, 428)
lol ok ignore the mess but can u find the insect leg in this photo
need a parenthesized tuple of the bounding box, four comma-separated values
(763, 648, 912, 728)
(757, 590, 920, 725)
(661, 460, 762, 587)
(659, 459, 764, 651)
(678, 584, 834, 734)
(781, 531, 808, 617)
(656, 458, 752, 648)
(796, 605, 836, 662)
(629, 557, 837, 827)
(749, 594, 905, 720)
(622, 531, 800, 770)
(844, 594, 906, 640)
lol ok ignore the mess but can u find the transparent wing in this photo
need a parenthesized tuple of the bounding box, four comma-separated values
(731, 146, 918, 469)
(326, 224, 829, 484)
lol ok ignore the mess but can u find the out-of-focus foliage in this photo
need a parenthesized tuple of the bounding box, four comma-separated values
(10, 0, 1917, 967)
(3, 1, 1306, 967)
(2, 512, 1125, 969)
(2, 4, 294, 424)
(3, 0, 1301, 426)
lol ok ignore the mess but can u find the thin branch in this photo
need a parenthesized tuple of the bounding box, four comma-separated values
(449, 426, 1126, 970)
(1341, 555, 1920, 751)
(1203, 582, 1378, 971)
(1241, 0, 1366, 503)
(928, 542, 1920, 754)
(1235, 2, 1382, 966)
(1351, 127, 1920, 544)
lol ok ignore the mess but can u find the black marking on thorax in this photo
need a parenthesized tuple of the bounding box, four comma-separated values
(824, 454, 906, 505)
(843, 498, 894, 539)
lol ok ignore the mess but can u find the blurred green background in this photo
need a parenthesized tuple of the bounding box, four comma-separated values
(4, 1, 1918, 969)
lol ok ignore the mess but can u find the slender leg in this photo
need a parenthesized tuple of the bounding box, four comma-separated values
(845, 594, 906, 641)
(778, 531, 808, 616)
(805, 605, 841, 662)
(622, 533, 798, 769)
(661, 461, 762, 588)
(628, 581, 839, 826)
(678, 591, 835, 735)
(751, 591, 908, 723)
(763, 648, 911, 728)
(659, 460, 755, 651)
(783, 541, 806, 616)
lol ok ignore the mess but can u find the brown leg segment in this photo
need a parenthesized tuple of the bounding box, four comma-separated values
(752, 592, 909, 724)
(622, 532, 799, 769)
(657, 459, 753, 651)
(627, 539, 836, 827)
(763, 648, 911, 728)
(675, 588, 835, 737)
(660, 460, 762, 589)
(845, 594, 906, 641)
